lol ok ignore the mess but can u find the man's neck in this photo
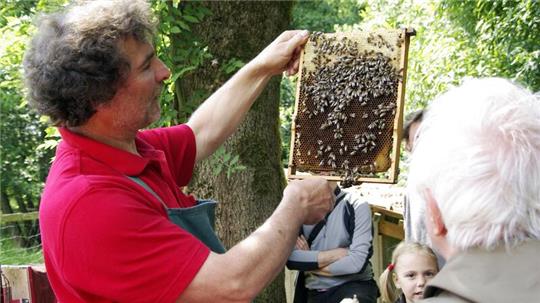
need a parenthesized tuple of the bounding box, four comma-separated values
(68, 123, 140, 156)
(430, 235, 458, 262)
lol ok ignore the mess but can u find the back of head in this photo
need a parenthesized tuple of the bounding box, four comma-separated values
(408, 77, 540, 251)
(23, 0, 156, 127)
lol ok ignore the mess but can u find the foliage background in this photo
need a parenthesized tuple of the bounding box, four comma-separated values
(1, 0, 538, 271)
(1, 0, 67, 264)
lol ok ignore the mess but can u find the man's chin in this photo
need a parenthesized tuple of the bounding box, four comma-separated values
(148, 102, 161, 124)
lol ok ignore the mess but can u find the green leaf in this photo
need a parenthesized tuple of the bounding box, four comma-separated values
(177, 65, 197, 77)
(223, 152, 231, 162)
(177, 20, 190, 31)
(170, 26, 181, 34)
(184, 15, 199, 23)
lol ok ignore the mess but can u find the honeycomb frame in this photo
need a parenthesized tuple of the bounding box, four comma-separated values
(287, 28, 415, 184)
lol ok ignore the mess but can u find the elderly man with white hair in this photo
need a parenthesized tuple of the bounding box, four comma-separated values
(407, 77, 540, 302)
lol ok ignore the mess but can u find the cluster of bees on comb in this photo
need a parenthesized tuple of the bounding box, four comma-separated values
(294, 31, 404, 187)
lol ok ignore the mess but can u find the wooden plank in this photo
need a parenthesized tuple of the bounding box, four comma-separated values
(371, 212, 384, 285)
(378, 220, 404, 240)
(1, 265, 32, 300)
(371, 205, 405, 240)
(389, 28, 408, 183)
(287, 46, 306, 178)
(370, 205, 402, 220)
(0, 211, 39, 224)
(287, 174, 396, 184)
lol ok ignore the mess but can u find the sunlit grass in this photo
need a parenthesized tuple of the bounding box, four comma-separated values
(0, 237, 43, 265)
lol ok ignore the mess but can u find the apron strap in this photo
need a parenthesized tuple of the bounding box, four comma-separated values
(126, 176, 169, 210)
(127, 177, 226, 253)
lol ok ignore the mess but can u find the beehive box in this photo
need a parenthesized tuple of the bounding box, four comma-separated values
(287, 28, 414, 185)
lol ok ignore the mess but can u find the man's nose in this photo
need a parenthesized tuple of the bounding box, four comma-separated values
(156, 59, 171, 82)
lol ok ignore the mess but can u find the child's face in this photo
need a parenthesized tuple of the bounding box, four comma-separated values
(394, 252, 438, 302)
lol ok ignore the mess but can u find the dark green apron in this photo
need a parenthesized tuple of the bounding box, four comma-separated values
(128, 176, 226, 253)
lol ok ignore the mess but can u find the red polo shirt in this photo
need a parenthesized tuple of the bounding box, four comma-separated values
(39, 125, 210, 303)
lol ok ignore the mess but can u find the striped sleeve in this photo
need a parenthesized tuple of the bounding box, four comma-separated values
(287, 249, 320, 271)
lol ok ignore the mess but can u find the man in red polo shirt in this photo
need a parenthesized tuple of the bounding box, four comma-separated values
(24, 1, 334, 302)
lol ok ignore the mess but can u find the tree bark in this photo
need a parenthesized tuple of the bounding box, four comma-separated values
(1, 190, 14, 214)
(174, 2, 293, 301)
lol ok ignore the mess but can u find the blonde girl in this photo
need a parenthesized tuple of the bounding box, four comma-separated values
(378, 242, 439, 303)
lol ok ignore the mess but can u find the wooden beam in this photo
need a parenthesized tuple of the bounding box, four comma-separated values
(371, 205, 404, 240)
(0, 211, 39, 224)
(378, 218, 404, 240)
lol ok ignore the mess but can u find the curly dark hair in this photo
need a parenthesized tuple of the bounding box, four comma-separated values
(23, 0, 157, 127)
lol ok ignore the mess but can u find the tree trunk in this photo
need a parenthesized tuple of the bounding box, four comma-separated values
(174, 2, 293, 301)
(1, 190, 14, 214)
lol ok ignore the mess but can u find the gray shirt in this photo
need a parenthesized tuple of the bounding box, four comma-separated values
(287, 190, 374, 290)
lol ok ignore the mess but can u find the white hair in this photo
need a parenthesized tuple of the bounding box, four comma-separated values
(407, 77, 540, 251)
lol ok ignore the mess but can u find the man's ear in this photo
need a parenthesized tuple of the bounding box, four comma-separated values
(425, 189, 447, 237)
(424, 189, 456, 260)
